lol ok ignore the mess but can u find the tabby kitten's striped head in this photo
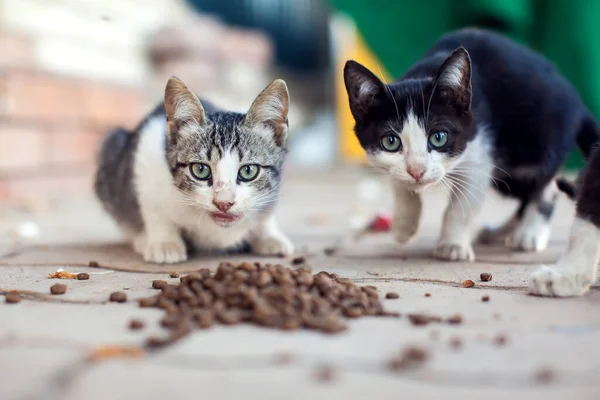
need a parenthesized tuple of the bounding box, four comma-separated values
(164, 77, 289, 227)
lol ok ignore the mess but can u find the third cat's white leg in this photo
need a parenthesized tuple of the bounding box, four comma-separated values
(392, 184, 423, 244)
(529, 217, 600, 297)
(249, 214, 294, 256)
(434, 165, 490, 262)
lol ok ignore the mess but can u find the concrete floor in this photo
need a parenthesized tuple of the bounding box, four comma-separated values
(0, 168, 599, 400)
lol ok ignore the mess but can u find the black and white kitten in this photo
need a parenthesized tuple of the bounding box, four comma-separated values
(95, 77, 293, 264)
(529, 147, 600, 297)
(343, 28, 600, 262)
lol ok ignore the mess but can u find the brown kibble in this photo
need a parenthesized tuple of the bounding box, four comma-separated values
(238, 262, 257, 272)
(461, 279, 475, 288)
(388, 345, 428, 371)
(152, 280, 167, 289)
(76, 273, 90, 280)
(129, 319, 145, 330)
(408, 314, 434, 326)
(5, 292, 21, 304)
(88, 261, 99, 267)
(169, 272, 180, 278)
(50, 283, 67, 295)
(480, 272, 492, 282)
(343, 307, 364, 318)
(291, 256, 306, 265)
(494, 334, 507, 346)
(481, 295, 490, 302)
(216, 309, 242, 325)
(449, 336, 462, 349)
(138, 296, 158, 308)
(385, 292, 399, 299)
(534, 368, 554, 384)
(446, 313, 463, 325)
(314, 364, 335, 382)
(109, 291, 127, 303)
(254, 270, 273, 287)
(424, 293, 431, 297)
(192, 309, 214, 328)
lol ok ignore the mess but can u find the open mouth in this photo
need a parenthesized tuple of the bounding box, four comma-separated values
(211, 212, 240, 225)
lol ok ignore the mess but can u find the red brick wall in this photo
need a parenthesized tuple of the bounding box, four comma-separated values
(0, 30, 146, 201)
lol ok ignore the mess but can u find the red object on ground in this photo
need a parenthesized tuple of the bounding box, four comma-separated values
(367, 213, 392, 233)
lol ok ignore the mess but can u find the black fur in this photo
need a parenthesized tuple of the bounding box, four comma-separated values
(575, 147, 600, 227)
(344, 28, 600, 212)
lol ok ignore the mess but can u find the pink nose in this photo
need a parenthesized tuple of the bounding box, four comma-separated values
(213, 200, 234, 212)
(407, 165, 426, 182)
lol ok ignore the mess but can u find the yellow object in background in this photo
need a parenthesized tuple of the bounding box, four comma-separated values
(336, 30, 390, 163)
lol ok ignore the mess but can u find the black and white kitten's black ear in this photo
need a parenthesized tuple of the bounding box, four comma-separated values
(434, 47, 472, 111)
(244, 79, 290, 147)
(164, 76, 207, 139)
(344, 60, 387, 123)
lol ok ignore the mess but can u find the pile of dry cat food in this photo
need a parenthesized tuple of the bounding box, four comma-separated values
(137, 261, 399, 348)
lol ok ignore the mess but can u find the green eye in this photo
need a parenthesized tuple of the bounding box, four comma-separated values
(238, 164, 260, 182)
(190, 163, 211, 180)
(380, 135, 401, 152)
(428, 131, 448, 149)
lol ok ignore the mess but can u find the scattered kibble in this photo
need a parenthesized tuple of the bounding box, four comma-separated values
(424, 293, 431, 297)
(5, 292, 21, 304)
(461, 280, 475, 288)
(446, 313, 463, 325)
(291, 256, 306, 265)
(129, 319, 145, 330)
(50, 283, 67, 295)
(386, 292, 399, 299)
(481, 295, 490, 302)
(77, 273, 90, 280)
(169, 272, 180, 278)
(88, 261, 99, 267)
(109, 292, 127, 303)
(387, 345, 429, 371)
(494, 334, 507, 346)
(152, 280, 167, 290)
(480, 272, 492, 282)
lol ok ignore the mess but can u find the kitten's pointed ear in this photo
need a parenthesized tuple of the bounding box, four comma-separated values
(244, 79, 290, 147)
(164, 76, 207, 138)
(344, 60, 387, 123)
(434, 47, 472, 110)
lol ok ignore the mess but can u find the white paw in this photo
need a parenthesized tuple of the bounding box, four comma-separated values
(528, 265, 591, 297)
(433, 242, 474, 262)
(507, 224, 550, 252)
(251, 234, 294, 256)
(392, 215, 419, 244)
(143, 238, 187, 264)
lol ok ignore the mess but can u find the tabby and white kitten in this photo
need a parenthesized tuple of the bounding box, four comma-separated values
(344, 28, 600, 262)
(95, 77, 293, 264)
(529, 147, 600, 297)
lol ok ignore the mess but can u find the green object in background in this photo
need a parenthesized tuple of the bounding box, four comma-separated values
(330, 0, 600, 169)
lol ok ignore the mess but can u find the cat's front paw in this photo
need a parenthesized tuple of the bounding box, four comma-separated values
(392, 215, 419, 244)
(528, 265, 591, 297)
(143, 238, 187, 264)
(251, 234, 294, 257)
(507, 223, 550, 252)
(433, 242, 474, 262)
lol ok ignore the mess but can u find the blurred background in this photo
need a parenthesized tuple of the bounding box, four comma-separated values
(0, 0, 598, 204)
